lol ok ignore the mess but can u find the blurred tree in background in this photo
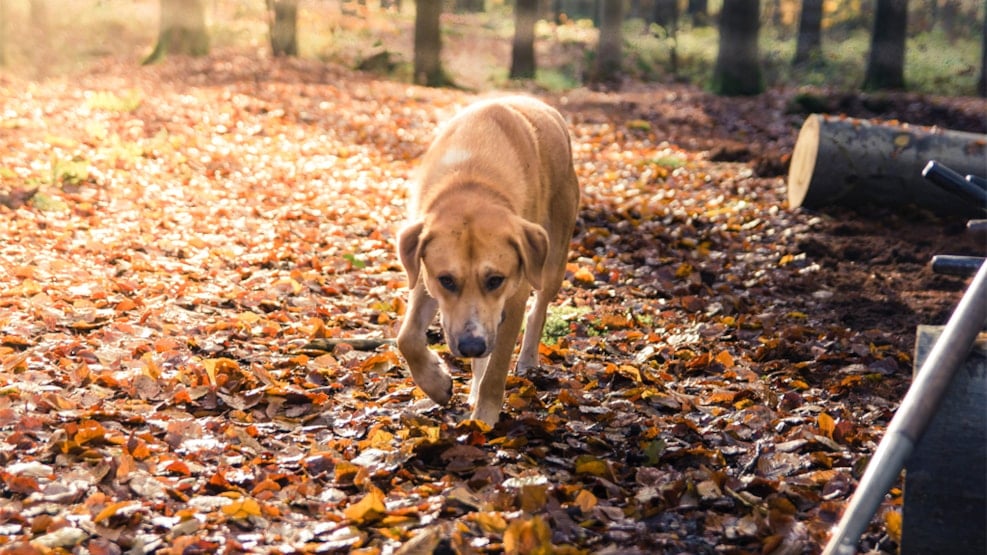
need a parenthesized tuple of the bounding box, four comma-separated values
(143, 0, 209, 64)
(0, 0, 981, 98)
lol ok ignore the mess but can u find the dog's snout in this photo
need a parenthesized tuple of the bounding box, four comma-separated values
(457, 335, 487, 358)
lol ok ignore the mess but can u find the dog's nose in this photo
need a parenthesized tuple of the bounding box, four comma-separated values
(457, 335, 487, 358)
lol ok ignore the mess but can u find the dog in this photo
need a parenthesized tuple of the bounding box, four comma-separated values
(396, 96, 580, 426)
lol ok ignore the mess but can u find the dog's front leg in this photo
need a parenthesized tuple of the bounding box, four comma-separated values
(469, 292, 528, 425)
(398, 283, 453, 405)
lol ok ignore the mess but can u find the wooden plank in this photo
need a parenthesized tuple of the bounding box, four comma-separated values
(901, 326, 987, 554)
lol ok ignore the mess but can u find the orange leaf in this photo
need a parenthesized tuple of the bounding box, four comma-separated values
(817, 413, 836, 438)
(94, 500, 139, 524)
(73, 420, 107, 445)
(343, 486, 386, 524)
(503, 515, 553, 555)
(574, 489, 597, 513)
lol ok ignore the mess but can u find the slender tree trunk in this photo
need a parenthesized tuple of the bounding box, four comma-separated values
(793, 0, 823, 65)
(144, 0, 210, 65)
(863, 0, 908, 90)
(652, 0, 678, 74)
(978, 4, 986, 97)
(591, 0, 623, 85)
(455, 0, 484, 13)
(687, 0, 709, 26)
(510, 0, 538, 79)
(0, 0, 6, 66)
(414, 0, 446, 86)
(268, 0, 298, 57)
(712, 0, 763, 96)
(651, 0, 678, 28)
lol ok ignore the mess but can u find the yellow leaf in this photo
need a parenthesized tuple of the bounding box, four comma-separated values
(884, 509, 902, 543)
(222, 497, 263, 519)
(472, 511, 508, 534)
(359, 428, 394, 450)
(574, 455, 607, 477)
(344, 487, 386, 524)
(818, 412, 836, 438)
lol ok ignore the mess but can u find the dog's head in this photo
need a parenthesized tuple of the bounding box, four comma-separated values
(398, 211, 548, 359)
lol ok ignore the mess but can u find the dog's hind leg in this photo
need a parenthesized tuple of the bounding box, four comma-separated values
(397, 284, 453, 405)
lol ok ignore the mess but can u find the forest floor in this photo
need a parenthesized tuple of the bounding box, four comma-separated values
(0, 51, 985, 554)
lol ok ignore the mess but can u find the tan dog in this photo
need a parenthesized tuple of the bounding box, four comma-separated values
(396, 96, 579, 425)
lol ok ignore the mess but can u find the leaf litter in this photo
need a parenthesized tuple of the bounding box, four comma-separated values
(1, 54, 985, 553)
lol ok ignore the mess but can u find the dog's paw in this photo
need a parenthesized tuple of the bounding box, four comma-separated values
(413, 354, 453, 406)
(469, 402, 501, 427)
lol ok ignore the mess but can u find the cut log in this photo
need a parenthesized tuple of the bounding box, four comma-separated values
(787, 114, 987, 217)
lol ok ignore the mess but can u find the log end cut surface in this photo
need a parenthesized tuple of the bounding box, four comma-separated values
(786, 114, 821, 210)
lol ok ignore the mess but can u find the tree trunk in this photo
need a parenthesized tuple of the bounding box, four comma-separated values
(510, 0, 538, 79)
(591, 0, 623, 85)
(787, 114, 987, 217)
(0, 0, 6, 66)
(454, 0, 484, 12)
(978, 7, 986, 97)
(144, 0, 209, 65)
(651, 0, 677, 28)
(268, 0, 299, 57)
(793, 0, 823, 65)
(414, 0, 446, 86)
(711, 0, 763, 96)
(863, 0, 908, 91)
(687, 0, 709, 27)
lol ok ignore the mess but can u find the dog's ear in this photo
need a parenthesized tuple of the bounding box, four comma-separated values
(398, 221, 426, 288)
(516, 220, 549, 290)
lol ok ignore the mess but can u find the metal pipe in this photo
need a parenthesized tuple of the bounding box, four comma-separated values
(823, 260, 987, 555)
(922, 160, 987, 210)
(931, 255, 985, 276)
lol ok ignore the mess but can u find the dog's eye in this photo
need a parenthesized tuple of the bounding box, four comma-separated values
(485, 275, 505, 291)
(437, 275, 457, 292)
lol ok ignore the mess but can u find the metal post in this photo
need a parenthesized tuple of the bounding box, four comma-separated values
(823, 261, 987, 555)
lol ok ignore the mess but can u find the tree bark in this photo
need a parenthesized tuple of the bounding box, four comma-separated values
(863, 0, 908, 91)
(144, 0, 210, 65)
(651, 0, 677, 28)
(978, 6, 986, 97)
(591, 0, 623, 85)
(687, 0, 709, 27)
(454, 0, 484, 13)
(787, 114, 987, 217)
(711, 0, 763, 96)
(268, 0, 299, 57)
(0, 0, 6, 66)
(510, 0, 538, 79)
(414, 0, 446, 86)
(793, 0, 823, 65)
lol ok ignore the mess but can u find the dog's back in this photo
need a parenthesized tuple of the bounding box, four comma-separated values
(411, 96, 576, 229)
